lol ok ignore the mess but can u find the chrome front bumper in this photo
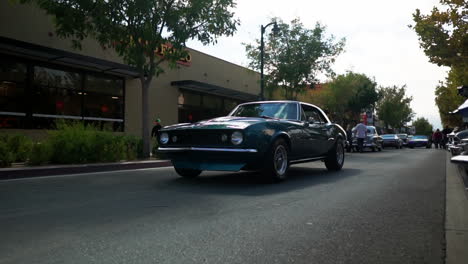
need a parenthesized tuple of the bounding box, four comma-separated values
(158, 147, 258, 153)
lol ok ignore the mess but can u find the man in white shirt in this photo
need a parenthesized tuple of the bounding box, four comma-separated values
(353, 121, 367, 153)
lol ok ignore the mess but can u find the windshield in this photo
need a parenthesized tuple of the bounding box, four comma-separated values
(397, 134, 407, 139)
(382, 134, 396, 138)
(230, 102, 298, 120)
(366, 127, 376, 135)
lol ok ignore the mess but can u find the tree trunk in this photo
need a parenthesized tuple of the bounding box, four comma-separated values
(141, 78, 151, 158)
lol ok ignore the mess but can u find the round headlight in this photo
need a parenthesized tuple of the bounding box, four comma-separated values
(231, 131, 243, 145)
(160, 132, 169, 144)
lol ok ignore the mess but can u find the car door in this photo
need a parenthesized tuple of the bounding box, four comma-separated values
(300, 104, 329, 156)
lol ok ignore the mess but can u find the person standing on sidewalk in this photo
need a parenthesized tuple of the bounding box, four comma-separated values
(353, 120, 367, 153)
(442, 125, 451, 149)
(432, 129, 443, 149)
(151, 118, 162, 139)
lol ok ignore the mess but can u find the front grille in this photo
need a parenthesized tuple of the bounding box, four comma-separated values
(167, 130, 233, 147)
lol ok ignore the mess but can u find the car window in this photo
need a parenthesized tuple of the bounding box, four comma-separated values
(231, 102, 298, 120)
(301, 104, 325, 124)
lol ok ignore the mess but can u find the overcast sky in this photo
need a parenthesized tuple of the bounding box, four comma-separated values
(187, 0, 449, 129)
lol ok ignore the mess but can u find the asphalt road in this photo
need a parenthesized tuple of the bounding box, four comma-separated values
(0, 148, 446, 264)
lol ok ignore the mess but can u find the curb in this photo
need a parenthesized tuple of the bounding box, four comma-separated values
(445, 153, 468, 264)
(0, 160, 172, 180)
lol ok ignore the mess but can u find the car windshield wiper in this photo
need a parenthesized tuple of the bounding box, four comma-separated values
(260, 115, 277, 119)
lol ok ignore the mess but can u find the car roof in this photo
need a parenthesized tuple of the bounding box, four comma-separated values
(234, 100, 330, 123)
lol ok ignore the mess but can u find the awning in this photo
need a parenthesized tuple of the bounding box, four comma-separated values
(171, 80, 258, 102)
(0, 36, 139, 78)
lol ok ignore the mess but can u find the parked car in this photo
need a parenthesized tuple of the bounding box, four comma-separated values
(158, 101, 347, 181)
(351, 126, 383, 152)
(407, 135, 430, 148)
(447, 129, 468, 155)
(397, 134, 409, 146)
(382, 134, 403, 149)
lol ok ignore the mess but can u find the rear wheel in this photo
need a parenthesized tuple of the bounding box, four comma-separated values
(325, 139, 345, 171)
(262, 138, 289, 182)
(174, 167, 202, 178)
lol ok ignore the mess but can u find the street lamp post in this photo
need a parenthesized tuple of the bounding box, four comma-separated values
(259, 22, 280, 100)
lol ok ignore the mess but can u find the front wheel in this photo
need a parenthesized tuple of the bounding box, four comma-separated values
(262, 138, 289, 182)
(174, 167, 202, 178)
(325, 139, 345, 171)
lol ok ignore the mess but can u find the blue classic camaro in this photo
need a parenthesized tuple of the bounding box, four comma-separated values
(158, 101, 347, 181)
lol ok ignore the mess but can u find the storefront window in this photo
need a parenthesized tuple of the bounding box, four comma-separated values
(84, 75, 124, 131)
(0, 55, 126, 131)
(33, 66, 82, 117)
(0, 59, 27, 128)
(203, 95, 223, 110)
(86, 75, 123, 96)
(178, 92, 201, 107)
(178, 90, 245, 123)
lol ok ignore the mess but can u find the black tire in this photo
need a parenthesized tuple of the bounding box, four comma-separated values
(378, 146, 382, 152)
(410, 146, 414, 149)
(261, 138, 289, 182)
(325, 139, 345, 171)
(174, 167, 202, 178)
(371, 147, 376, 152)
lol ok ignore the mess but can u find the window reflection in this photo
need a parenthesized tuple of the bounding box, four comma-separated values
(0, 56, 126, 131)
(33, 66, 82, 117)
(0, 59, 27, 128)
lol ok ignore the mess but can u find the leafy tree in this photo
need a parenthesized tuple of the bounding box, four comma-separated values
(17, 0, 239, 157)
(376, 85, 414, 130)
(412, 117, 434, 136)
(412, 0, 467, 126)
(320, 72, 379, 125)
(411, 0, 467, 70)
(244, 17, 345, 100)
(435, 69, 465, 127)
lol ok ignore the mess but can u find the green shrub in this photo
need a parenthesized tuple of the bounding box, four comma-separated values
(123, 135, 142, 161)
(6, 134, 33, 162)
(28, 142, 52, 166)
(48, 120, 97, 164)
(46, 120, 144, 164)
(0, 140, 15, 167)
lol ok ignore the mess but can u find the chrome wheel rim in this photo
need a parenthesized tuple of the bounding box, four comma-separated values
(274, 145, 288, 176)
(336, 142, 344, 165)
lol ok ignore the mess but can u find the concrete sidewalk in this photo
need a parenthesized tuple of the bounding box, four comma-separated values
(0, 159, 172, 180)
(446, 153, 468, 264)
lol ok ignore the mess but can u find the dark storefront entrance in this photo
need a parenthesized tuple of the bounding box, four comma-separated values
(172, 80, 258, 123)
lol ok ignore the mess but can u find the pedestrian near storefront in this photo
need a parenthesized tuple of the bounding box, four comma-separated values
(441, 125, 451, 149)
(353, 120, 367, 153)
(151, 118, 162, 138)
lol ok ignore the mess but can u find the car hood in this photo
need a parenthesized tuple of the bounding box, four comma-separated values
(162, 116, 269, 130)
(410, 139, 428, 142)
